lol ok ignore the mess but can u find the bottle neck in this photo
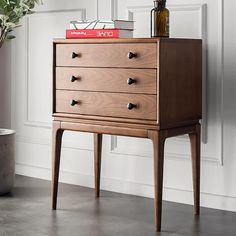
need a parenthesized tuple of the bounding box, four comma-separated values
(154, 0, 166, 8)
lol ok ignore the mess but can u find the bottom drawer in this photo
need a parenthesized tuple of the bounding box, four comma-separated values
(56, 90, 157, 120)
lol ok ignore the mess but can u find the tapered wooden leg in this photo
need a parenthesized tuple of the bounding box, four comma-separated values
(189, 124, 201, 215)
(94, 133, 102, 197)
(148, 130, 166, 232)
(52, 121, 64, 210)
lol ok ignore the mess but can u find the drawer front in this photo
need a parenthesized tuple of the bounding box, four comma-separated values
(56, 90, 157, 120)
(56, 43, 157, 68)
(56, 67, 157, 94)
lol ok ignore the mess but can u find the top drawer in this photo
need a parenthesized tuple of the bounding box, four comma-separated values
(56, 43, 157, 68)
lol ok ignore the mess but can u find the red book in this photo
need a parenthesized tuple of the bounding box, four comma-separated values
(66, 29, 133, 39)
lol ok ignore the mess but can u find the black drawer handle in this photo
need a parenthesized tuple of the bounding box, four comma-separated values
(70, 99, 78, 106)
(70, 76, 78, 82)
(127, 103, 136, 110)
(127, 52, 137, 59)
(71, 52, 79, 59)
(127, 78, 136, 85)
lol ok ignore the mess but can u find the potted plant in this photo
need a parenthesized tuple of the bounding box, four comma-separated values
(0, 0, 41, 194)
(0, 0, 42, 47)
(0, 129, 15, 194)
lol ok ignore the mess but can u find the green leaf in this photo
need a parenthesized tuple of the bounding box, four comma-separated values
(27, 10, 35, 14)
(6, 34, 15, 40)
(0, 0, 42, 41)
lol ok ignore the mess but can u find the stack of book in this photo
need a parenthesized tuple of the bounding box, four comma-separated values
(66, 20, 134, 39)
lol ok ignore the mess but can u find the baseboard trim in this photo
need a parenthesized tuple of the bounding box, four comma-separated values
(15, 163, 236, 212)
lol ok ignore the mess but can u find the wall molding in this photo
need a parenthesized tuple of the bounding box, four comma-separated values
(126, 4, 207, 142)
(10, 0, 227, 212)
(11, 1, 224, 165)
(24, 120, 52, 129)
(97, 0, 118, 20)
(16, 135, 93, 152)
(216, 0, 224, 165)
(15, 133, 219, 165)
(111, 1, 224, 166)
(23, 9, 86, 130)
(111, 0, 118, 20)
(15, 163, 236, 212)
(126, 3, 206, 15)
(110, 136, 220, 165)
(15, 2, 224, 165)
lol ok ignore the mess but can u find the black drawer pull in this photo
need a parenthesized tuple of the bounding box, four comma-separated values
(70, 99, 78, 106)
(127, 78, 136, 85)
(127, 103, 136, 110)
(71, 52, 79, 59)
(70, 76, 78, 82)
(127, 52, 137, 59)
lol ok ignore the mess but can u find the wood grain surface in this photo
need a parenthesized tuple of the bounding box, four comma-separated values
(56, 90, 157, 120)
(56, 43, 157, 68)
(56, 67, 157, 94)
(158, 40, 202, 127)
(53, 38, 202, 44)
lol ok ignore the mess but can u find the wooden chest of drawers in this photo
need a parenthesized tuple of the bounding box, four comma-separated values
(52, 38, 202, 231)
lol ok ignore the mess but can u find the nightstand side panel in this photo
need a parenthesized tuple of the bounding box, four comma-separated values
(158, 39, 202, 128)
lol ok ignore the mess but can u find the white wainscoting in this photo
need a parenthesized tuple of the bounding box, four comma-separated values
(9, 0, 236, 212)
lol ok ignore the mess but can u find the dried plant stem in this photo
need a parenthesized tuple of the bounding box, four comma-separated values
(0, 28, 5, 48)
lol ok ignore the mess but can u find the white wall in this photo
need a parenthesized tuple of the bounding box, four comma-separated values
(1, 0, 235, 212)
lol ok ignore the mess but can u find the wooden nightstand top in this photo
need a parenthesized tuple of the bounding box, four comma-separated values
(53, 37, 202, 44)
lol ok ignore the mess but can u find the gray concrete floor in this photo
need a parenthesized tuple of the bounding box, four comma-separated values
(0, 175, 236, 236)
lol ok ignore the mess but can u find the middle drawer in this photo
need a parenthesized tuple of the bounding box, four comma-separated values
(56, 67, 157, 94)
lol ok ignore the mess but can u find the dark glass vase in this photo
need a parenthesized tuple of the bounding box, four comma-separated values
(151, 0, 169, 37)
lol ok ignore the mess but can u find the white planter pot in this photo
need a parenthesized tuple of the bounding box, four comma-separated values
(0, 129, 15, 195)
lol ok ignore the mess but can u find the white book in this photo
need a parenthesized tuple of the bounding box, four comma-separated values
(115, 30, 133, 38)
(70, 20, 134, 30)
